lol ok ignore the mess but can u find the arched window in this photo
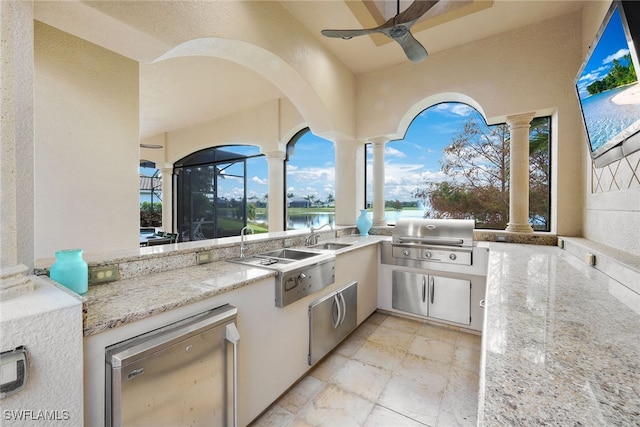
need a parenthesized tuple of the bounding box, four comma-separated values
(174, 145, 266, 241)
(366, 102, 551, 230)
(285, 128, 335, 230)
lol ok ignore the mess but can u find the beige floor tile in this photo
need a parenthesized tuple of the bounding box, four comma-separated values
(329, 359, 392, 402)
(296, 383, 375, 427)
(364, 405, 426, 427)
(250, 404, 294, 427)
(365, 312, 388, 326)
(452, 344, 481, 373)
(277, 376, 325, 414)
(380, 315, 421, 334)
(395, 352, 451, 387)
(352, 340, 406, 371)
(456, 331, 482, 350)
(251, 312, 481, 427)
(408, 334, 456, 364)
(309, 352, 348, 382)
(334, 336, 366, 358)
(377, 374, 443, 426)
(367, 324, 414, 350)
(416, 323, 459, 344)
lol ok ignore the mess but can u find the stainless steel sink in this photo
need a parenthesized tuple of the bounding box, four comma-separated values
(259, 248, 320, 260)
(308, 242, 352, 250)
(227, 247, 336, 308)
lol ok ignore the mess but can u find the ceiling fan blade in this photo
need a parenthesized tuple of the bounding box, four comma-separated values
(394, 31, 428, 62)
(395, 0, 440, 25)
(321, 28, 377, 40)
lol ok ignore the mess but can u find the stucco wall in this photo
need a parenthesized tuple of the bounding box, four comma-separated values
(356, 12, 585, 236)
(580, 1, 640, 257)
(0, 278, 83, 427)
(34, 22, 140, 258)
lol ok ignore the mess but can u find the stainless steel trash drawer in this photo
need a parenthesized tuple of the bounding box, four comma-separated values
(105, 305, 238, 427)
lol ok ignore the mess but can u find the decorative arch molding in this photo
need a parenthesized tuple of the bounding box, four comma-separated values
(394, 92, 488, 140)
(155, 37, 336, 139)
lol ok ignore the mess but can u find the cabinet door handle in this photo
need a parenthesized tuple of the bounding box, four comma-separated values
(430, 276, 435, 304)
(333, 294, 342, 329)
(339, 292, 346, 326)
(422, 276, 426, 303)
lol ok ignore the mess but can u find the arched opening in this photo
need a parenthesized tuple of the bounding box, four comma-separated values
(366, 101, 551, 230)
(285, 128, 336, 230)
(174, 145, 266, 241)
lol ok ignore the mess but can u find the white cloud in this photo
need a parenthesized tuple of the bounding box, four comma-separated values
(385, 146, 406, 158)
(251, 176, 267, 185)
(603, 48, 630, 65)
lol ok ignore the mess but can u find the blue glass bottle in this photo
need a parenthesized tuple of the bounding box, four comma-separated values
(49, 249, 88, 295)
(356, 209, 372, 236)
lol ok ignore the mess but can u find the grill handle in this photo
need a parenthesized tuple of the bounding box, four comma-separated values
(397, 236, 465, 246)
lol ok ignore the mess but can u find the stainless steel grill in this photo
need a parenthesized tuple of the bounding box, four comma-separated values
(391, 218, 475, 266)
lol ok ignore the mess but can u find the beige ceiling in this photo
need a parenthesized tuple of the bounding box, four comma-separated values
(126, 1, 588, 139)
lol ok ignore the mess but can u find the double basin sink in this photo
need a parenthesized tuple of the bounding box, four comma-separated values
(228, 243, 352, 271)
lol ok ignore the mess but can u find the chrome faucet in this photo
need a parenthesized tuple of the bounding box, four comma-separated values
(240, 226, 254, 258)
(305, 223, 333, 246)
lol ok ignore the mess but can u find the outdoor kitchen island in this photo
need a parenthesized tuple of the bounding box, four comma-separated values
(478, 241, 640, 426)
(73, 233, 640, 426)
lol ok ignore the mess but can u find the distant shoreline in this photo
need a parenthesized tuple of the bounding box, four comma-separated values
(611, 83, 640, 105)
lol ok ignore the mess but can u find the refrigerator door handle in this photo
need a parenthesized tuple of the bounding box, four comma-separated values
(332, 294, 342, 329)
(430, 276, 435, 304)
(338, 292, 347, 326)
(225, 323, 240, 427)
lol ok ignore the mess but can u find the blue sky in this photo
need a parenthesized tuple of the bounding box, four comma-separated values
(140, 102, 486, 204)
(576, 7, 635, 99)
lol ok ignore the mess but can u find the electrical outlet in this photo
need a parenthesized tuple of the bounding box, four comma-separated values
(90, 266, 119, 283)
(495, 235, 507, 242)
(197, 251, 213, 264)
(283, 239, 292, 248)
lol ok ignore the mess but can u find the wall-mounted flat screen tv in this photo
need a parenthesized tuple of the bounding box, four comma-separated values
(575, 0, 640, 162)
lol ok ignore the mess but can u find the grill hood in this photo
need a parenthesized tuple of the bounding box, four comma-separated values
(392, 218, 475, 248)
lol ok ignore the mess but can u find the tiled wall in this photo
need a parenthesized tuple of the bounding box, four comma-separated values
(592, 150, 640, 192)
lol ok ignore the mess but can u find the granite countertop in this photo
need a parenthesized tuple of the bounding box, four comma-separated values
(479, 243, 640, 425)
(82, 261, 276, 336)
(81, 235, 387, 336)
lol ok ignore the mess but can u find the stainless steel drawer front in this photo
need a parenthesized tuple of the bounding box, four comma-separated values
(106, 305, 237, 427)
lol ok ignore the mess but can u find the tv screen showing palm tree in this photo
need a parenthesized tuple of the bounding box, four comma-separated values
(575, 2, 640, 158)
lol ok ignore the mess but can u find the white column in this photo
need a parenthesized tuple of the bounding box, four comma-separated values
(161, 166, 173, 233)
(265, 151, 286, 232)
(370, 138, 388, 226)
(505, 112, 536, 233)
(334, 137, 364, 226)
(1, 0, 35, 277)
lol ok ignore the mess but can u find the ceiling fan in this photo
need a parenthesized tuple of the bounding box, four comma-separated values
(321, 0, 439, 63)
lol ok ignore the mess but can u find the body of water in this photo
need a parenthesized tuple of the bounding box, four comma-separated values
(581, 83, 640, 152)
(255, 209, 425, 230)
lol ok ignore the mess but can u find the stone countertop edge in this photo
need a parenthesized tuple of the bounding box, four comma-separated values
(81, 235, 387, 336)
(478, 242, 640, 426)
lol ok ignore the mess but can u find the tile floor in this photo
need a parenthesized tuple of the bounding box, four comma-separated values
(250, 311, 481, 427)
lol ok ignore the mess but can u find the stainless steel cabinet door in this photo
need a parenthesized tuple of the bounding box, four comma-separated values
(392, 270, 428, 317)
(309, 282, 358, 365)
(428, 275, 471, 325)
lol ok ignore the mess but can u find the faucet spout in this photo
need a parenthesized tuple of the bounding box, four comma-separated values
(305, 223, 333, 246)
(240, 226, 254, 258)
